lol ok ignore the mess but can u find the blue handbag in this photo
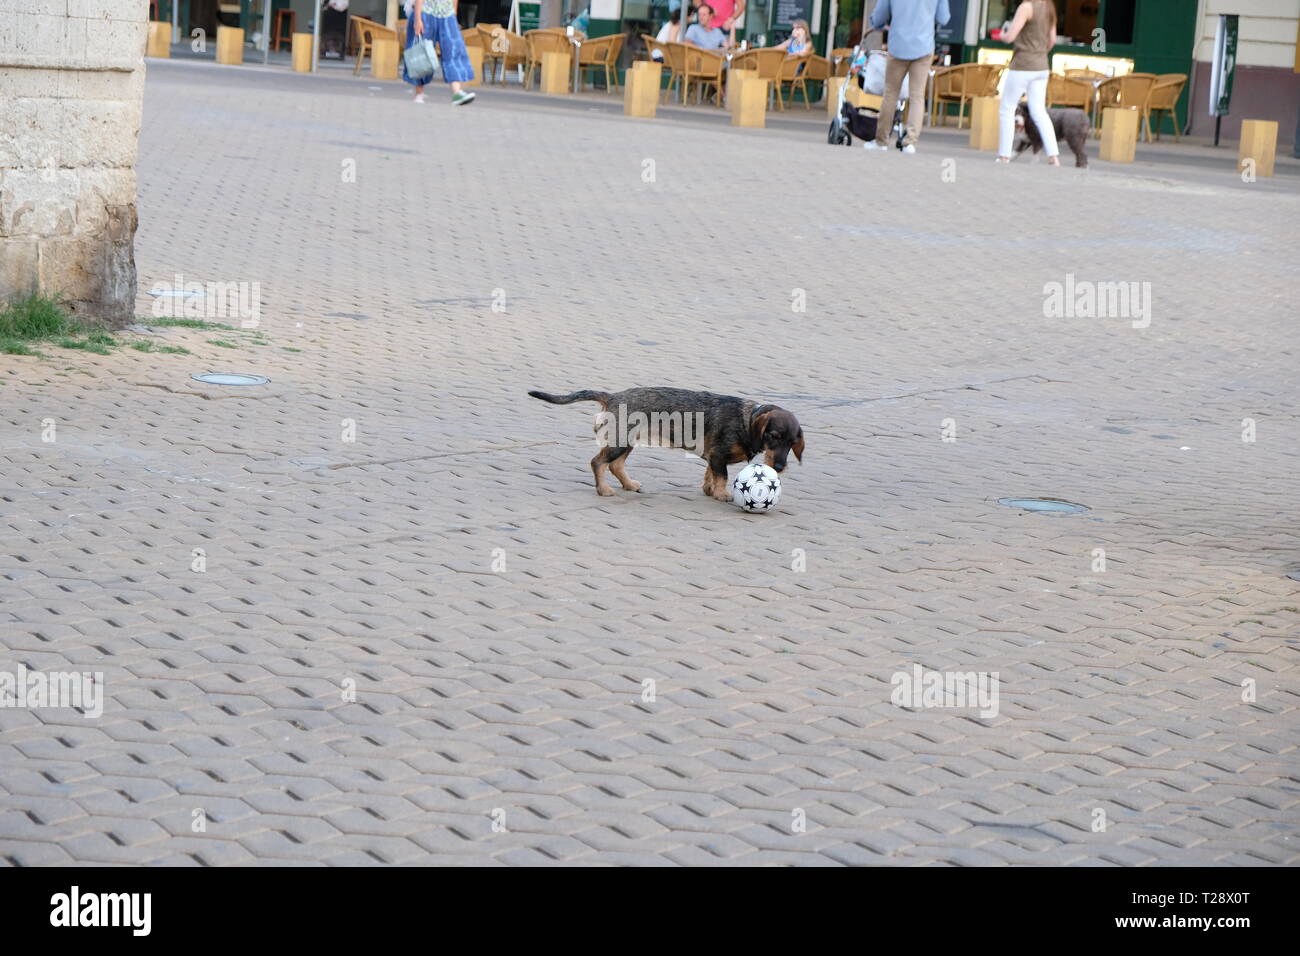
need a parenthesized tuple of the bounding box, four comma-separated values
(403, 37, 440, 80)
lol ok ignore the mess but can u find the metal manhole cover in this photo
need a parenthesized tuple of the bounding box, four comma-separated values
(997, 497, 1090, 514)
(191, 373, 269, 386)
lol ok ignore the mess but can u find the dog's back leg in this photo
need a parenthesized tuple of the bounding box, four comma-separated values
(607, 448, 641, 493)
(590, 446, 631, 497)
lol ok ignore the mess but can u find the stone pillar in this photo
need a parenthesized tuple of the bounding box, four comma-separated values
(0, 1, 146, 327)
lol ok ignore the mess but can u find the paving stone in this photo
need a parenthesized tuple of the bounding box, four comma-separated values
(0, 57, 1295, 866)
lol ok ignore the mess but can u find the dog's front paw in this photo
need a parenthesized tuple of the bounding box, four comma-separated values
(596, 485, 616, 497)
(711, 486, 733, 503)
(623, 480, 642, 493)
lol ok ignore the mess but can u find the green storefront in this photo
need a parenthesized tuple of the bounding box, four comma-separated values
(971, 0, 1197, 135)
(574, 0, 1198, 127)
(580, 0, 835, 57)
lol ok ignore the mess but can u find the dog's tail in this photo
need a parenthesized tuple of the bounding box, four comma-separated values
(528, 389, 611, 408)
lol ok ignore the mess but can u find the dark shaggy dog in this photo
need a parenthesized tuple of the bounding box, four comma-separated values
(529, 387, 804, 501)
(1015, 103, 1090, 168)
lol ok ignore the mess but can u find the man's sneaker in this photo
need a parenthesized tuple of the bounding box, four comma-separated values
(452, 91, 476, 106)
(413, 92, 426, 104)
(902, 144, 916, 154)
(862, 140, 887, 151)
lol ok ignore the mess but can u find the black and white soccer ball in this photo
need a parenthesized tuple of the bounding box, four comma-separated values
(731, 463, 782, 513)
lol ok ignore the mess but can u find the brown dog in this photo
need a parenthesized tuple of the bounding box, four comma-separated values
(529, 387, 804, 500)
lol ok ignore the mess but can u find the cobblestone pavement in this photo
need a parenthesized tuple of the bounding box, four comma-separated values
(2, 60, 1297, 866)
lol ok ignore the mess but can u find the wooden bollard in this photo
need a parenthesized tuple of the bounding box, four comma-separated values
(1100, 106, 1139, 163)
(292, 33, 312, 72)
(146, 21, 170, 58)
(969, 95, 998, 151)
(466, 44, 484, 86)
(827, 76, 845, 117)
(371, 37, 399, 80)
(1238, 119, 1278, 178)
(624, 61, 662, 117)
(216, 25, 244, 65)
(730, 75, 768, 128)
(728, 68, 757, 114)
(541, 51, 571, 94)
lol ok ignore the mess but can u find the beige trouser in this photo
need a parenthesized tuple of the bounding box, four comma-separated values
(874, 54, 930, 147)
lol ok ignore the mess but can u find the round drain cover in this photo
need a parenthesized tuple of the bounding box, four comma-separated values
(191, 373, 269, 386)
(997, 497, 1089, 514)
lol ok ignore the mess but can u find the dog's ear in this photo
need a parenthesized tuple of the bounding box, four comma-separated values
(792, 428, 805, 463)
(749, 410, 772, 450)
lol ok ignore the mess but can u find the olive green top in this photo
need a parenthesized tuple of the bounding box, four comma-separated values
(1009, 0, 1054, 72)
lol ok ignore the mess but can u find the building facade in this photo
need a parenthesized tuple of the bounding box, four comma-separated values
(1, 0, 146, 326)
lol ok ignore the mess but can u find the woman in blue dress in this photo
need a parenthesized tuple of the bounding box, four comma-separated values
(402, 0, 476, 105)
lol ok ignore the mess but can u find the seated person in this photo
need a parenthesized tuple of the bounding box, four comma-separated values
(652, 9, 681, 60)
(774, 18, 812, 73)
(775, 19, 812, 57)
(683, 4, 734, 50)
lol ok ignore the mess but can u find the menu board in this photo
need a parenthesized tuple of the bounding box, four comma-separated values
(518, 1, 541, 32)
(774, 0, 812, 28)
(935, 2, 967, 44)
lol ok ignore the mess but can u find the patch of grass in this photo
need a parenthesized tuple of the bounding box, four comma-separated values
(56, 337, 113, 356)
(1, 297, 255, 361)
(1, 338, 45, 357)
(0, 294, 81, 340)
(281, 346, 302, 353)
(149, 317, 234, 330)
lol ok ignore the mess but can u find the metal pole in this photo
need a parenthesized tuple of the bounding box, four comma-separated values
(263, 0, 272, 63)
(312, 0, 322, 71)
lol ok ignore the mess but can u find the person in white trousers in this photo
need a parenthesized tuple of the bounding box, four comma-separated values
(996, 0, 1059, 165)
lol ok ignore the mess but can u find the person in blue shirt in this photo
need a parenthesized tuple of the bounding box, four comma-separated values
(862, 0, 950, 152)
(683, 4, 735, 50)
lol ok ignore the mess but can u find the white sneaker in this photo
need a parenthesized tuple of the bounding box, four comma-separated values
(902, 144, 916, 154)
(862, 141, 887, 151)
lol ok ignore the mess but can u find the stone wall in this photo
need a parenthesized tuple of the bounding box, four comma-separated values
(0, 1, 147, 327)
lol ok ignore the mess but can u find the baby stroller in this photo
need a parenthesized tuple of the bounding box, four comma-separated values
(826, 47, 907, 149)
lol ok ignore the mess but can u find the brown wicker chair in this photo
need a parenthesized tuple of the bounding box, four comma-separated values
(478, 24, 526, 84)
(576, 33, 625, 92)
(524, 29, 574, 90)
(642, 35, 679, 101)
(738, 47, 786, 110)
(349, 17, 398, 76)
(930, 62, 1001, 128)
(1144, 73, 1187, 142)
(681, 45, 726, 106)
(1095, 73, 1157, 138)
(1047, 73, 1094, 118)
(778, 53, 817, 109)
(662, 41, 689, 103)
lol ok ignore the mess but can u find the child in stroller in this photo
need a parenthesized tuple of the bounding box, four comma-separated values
(827, 46, 908, 149)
